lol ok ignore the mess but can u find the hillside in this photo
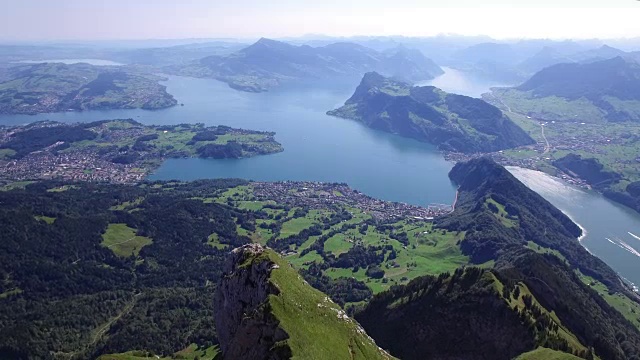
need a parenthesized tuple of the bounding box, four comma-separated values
(0, 62, 177, 115)
(552, 154, 622, 189)
(354, 158, 640, 360)
(171, 38, 443, 92)
(1, 160, 639, 359)
(491, 57, 640, 122)
(214, 244, 393, 360)
(328, 72, 534, 153)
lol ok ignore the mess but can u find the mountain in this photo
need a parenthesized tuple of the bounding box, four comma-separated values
(355, 158, 640, 360)
(572, 45, 627, 63)
(553, 154, 622, 189)
(214, 244, 393, 360)
(447, 42, 530, 83)
(491, 57, 640, 122)
(0, 62, 177, 115)
(328, 72, 535, 153)
(107, 41, 247, 67)
(517, 57, 640, 101)
(171, 38, 444, 92)
(451, 42, 523, 66)
(517, 46, 576, 74)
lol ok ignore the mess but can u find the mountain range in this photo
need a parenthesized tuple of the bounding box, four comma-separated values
(171, 38, 444, 92)
(328, 72, 535, 153)
(447, 42, 640, 84)
(490, 57, 640, 122)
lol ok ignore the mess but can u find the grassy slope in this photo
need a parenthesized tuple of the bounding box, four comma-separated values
(98, 344, 219, 360)
(101, 223, 153, 257)
(212, 184, 468, 295)
(266, 250, 394, 360)
(516, 347, 583, 360)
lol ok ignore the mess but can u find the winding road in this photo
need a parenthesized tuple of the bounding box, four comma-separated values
(540, 123, 551, 154)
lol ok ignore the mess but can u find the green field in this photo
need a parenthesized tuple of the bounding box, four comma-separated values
(34, 215, 56, 224)
(578, 272, 640, 330)
(492, 88, 605, 123)
(101, 223, 153, 257)
(0, 148, 16, 159)
(516, 347, 582, 360)
(98, 344, 219, 360)
(0, 181, 34, 191)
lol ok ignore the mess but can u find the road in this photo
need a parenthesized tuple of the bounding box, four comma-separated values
(494, 93, 551, 154)
(540, 123, 551, 154)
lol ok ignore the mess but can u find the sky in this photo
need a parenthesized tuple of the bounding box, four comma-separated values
(2, 0, 640, 41)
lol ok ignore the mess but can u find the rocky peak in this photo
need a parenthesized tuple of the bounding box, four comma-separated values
(214, 244, 290, 360)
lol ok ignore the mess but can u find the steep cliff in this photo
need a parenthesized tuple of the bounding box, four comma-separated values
(214, 244, 394, 360)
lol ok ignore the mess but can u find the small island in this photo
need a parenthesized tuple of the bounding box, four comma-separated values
(0, 119, 283, 183)
(0, 62, 177, 115)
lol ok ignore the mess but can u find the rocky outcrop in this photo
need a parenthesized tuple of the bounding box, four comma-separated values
(214, 244, 291, 360)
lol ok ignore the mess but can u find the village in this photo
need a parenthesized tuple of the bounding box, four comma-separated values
(0, 147, 150, 183)
(252, 181, 453, 222)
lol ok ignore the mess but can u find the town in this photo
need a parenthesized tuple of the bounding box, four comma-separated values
(253, 181, 453, 221)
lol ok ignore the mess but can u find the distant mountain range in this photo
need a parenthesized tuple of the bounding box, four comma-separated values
(328, 72, 534, 153)
(0, 62, 177, 115)
(170, 38, 444, 92)
(447, 42, 640, 84)
(490, 57, 640, 122)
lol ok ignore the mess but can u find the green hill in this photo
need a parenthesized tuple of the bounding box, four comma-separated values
(328, 72, 534, 153)
(491, 57, 640, 122)
(0, 62, 177, 115)
(214, 244, 394, 360)
(351, 159, 640, 360)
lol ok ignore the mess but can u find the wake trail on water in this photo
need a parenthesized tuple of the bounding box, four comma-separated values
(628, 232, 640, 242)
(606, 237, 640, 258)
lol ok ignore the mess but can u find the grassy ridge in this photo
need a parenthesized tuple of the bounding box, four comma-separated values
(264, 250, 394, 360)
(516, 348, 583, 360)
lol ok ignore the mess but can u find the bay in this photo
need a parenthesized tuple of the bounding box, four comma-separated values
(1, 67, 638, 288)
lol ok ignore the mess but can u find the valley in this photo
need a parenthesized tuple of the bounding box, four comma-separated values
(2, 33, 640, 360)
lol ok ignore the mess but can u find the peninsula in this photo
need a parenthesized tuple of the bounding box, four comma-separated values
(0, 119, 283, 184)
(328, 72, 535, 153)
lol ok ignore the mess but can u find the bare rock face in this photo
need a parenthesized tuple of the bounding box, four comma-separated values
(214, 244, 291, 360)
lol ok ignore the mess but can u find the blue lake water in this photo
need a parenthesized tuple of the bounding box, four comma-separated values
(417, 66, 513, 98)
(509, 167, 640, 287)
(0, 69, 638, 287)
(0, 75, 457, 206)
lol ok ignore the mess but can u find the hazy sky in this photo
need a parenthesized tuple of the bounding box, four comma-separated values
(2, 0, 640, 41)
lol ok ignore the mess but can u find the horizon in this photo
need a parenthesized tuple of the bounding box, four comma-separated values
(2, 1, 640, 42)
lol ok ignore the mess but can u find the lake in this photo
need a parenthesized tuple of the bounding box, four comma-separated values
(0, 74, 457, 206)
(509, 167, 640, 288)
(417, 66, 513, 98)
(0, 68, 638, 288)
